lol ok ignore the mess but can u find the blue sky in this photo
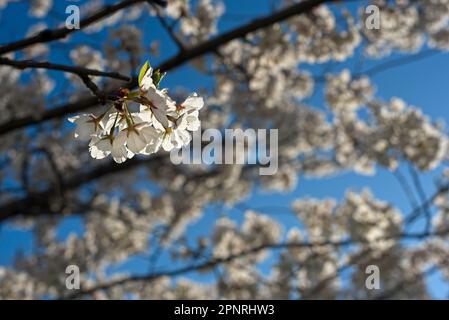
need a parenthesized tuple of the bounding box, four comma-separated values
(1, 0, 449, 298)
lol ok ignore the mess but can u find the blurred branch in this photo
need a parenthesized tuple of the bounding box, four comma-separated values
(149, 2, 186, 51)
(0, 0, 166, 56)
(0, 95, 100, 135)
(64, 238, 354, 299)
(393, 169, 419, 212)
(314, 49, 441, 83)
(0, 134, 235, 222)
(408, 164, 432, 233)
(32, 147, 65, 199)
(301, 246, 387, 299)
(64, 228, 449, 300)
(375, 266, 438, 300)
(0, 148, 230, 222)
(357, 49, 441, 78)
(0, 57, 130, 101)
(405, 184, 448, 226)
(0, 0, 335, 136)
(0, 153, 164, 222)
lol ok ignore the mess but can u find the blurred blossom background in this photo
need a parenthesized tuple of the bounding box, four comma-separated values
(2, 0, 449, 299)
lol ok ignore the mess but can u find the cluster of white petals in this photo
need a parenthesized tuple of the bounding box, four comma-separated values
(69, 64, 204, 163)
(213, 211, 281, 260)
(180, 0, 224, 42)
(29, 0, 52, 18)
(292, 189, 402, 251)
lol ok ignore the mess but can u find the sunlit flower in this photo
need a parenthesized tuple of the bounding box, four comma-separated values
(176, 93, 204, 131)
(139, 87, 176, 129)
(160, 125, 192, 151)
(139, 66, 156, 92)
(118, 121, 161, 155)
(68, 114, 104, 141)
(89, 134, 131, 164)
(69, 61, 204, 163)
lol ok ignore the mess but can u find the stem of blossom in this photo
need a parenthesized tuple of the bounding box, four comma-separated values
(166, 115, 178, 125)
(98, 105, 114, 122)
(126, 90, 140, 99)
(109, 112, 120, 137)
(124, 102, 135, 126)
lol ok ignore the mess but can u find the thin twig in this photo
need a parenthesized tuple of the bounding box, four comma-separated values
(393, 169, 419, 212)
(64, 228, 449, 299)
(149, 1, 186, 51)
(0, 57, 130, 81)
(408, 164, 432, 232)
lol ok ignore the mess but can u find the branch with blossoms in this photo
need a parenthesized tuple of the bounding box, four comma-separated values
(0, 149, 221, 222)
(0, 57, 131, 101)
(0, 0, 336, 136)
(0, 57, 130, 82)
(64, 226, 449, 300)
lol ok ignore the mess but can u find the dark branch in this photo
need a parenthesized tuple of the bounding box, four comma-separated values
(405, 185, 449, 225)
(64, 228, 449, 299)
(0, 57, 131, 81)
(0, 153, 165, 222)
(0, 57, 131, 101)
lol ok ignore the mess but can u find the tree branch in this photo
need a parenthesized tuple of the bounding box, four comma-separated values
(405, 185, 448, 226)
(0, 57, 131, 101)
(0, 153, 166, 222)
(0, 147, 227, 222)
(0, 57, 131, 81)
(0, 0, 334, 136)
(64, 228, 449, 299)
(149, 2, 186, 51)
(313, 49, 441, 83)
(408, 164, 432, 232)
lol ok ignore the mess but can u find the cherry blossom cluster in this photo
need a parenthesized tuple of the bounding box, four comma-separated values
(68, 61, 204, 163)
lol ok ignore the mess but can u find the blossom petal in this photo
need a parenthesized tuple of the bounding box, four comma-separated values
(140, 67, 155, 91)
(89, 138, 111, 160)
(127, 131, 147, 154)
(182, 93, 204, 111)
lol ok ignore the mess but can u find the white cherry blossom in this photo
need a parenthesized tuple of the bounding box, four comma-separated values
(176, 93, 204, 131)
(89, 134, 130, 164)
(68, 114, 104, 141)
(139, 65, 156, 92)
(118, 122, 161, 155)
(139, 87, 176, 130)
